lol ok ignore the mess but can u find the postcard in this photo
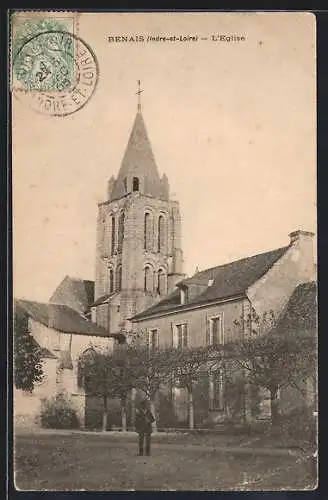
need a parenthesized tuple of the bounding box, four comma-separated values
(11, 11, 317, 491)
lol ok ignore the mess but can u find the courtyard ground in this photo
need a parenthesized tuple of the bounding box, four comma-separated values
(14, 431, 316, 491)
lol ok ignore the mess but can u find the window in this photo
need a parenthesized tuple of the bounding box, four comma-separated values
(144, 212, 153, 251)
(175, 323, 188, 349)
(116, 265, 122, 292)
(209, 369, 225, 411)
(158, 215, 165, 253)
(109, 268, 114, 293)
(209, 315, 224, 345)
(180, 287, 188, 305)
(157, 269, 166, 295)
(148, 329, 159, 352)
(133, 177, 139, 191)
(110, 215, 116, 256)
(144, 265, 153, 292)
(118, 212, 125, 253)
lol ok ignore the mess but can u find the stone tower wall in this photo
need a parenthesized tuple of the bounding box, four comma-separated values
(94, 192, 184, 333)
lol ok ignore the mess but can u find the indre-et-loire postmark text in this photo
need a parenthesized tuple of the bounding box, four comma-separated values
(11, 14, 98, 116)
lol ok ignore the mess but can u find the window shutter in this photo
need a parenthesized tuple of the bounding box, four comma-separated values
(171, 322, 174, 347)
(205, 315, 210, 345)
(220, 314, 224, 345)
(184, 324, 189, 347)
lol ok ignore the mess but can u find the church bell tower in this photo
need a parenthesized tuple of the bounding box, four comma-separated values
(94, 82, 184, 334)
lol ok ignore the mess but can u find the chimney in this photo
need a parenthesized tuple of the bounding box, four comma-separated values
(289, 230, 315, 245)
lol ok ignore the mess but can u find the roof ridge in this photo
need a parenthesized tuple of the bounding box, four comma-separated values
(188, 245, 289, 280)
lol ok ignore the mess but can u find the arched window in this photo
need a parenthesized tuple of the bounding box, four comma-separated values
(110, 215, 116, 256)
(118, 212, 125, 254)
(116, 265, 122, 292)
(158, 215, 165, 253)
(157, 269, 166, 296)
(109, 269, 114, 294)
(144, 265, 153, 292)
(133, 177, 140, 192)
(144, 212, 153, 251)
(77, 348, 96, 390)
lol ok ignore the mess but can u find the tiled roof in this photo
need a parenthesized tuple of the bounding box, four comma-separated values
(16, 299, 114, 338)
(276, 281, 317, 335)
(90, 292, 117, 308)
(49, 276, 95, 314)
(132, 246, 289, 320)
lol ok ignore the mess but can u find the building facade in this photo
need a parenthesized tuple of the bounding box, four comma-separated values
(14, 282, 117, 430)
(131, 230, 316, 425)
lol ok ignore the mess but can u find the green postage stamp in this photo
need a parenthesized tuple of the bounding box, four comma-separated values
(11, 12, 98, 116)
(13, 18, 76, 93)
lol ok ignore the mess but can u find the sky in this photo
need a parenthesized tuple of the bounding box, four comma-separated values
(12, 12, 316, 302)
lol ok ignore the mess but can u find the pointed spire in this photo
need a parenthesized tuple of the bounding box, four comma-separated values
(109, 91, 167, 201)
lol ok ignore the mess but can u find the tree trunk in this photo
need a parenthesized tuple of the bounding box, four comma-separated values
(102, 395, 108, 432)
(121, 396, 127, 432)
(188, 387, 194, 430)
(243, 378, 252, 425)
(131, 388, 136, 428)
(150, 399, 157, 432)
(270, 388, 280, 426)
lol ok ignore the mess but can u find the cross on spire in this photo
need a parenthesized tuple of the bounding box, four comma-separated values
(136, 80, 143, 111)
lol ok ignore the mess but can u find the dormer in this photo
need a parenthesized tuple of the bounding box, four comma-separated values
(180, 285, 188, 305)
(177, 278, 210, 305)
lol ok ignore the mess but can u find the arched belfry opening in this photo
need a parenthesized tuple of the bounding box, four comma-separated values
(133, 177, 139, 192)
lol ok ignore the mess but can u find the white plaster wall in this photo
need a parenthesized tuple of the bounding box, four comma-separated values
(30, 318, 60, 353)
(19, 319, 115, 428)
(247, 235, 316, 323)
(14, 358, 58, 431)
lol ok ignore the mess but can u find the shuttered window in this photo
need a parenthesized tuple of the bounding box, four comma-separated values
(209, 315, 224, 345)
(174, 323, 188, 349)
(148, 329, 159, 352)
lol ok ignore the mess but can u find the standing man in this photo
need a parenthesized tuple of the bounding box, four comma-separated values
(135, 399, 155, 456)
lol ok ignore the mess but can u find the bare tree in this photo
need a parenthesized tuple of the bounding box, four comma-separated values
(226, 308, 316, 426)
(78, 347, 136, 432)
(131, 345, 177, 431)
(170, 346, 219, 429)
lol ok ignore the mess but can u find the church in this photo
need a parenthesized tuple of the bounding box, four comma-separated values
(14, 88, 316, 430)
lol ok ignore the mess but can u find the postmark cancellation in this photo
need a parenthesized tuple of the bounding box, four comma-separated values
(10, 11, 98, 116)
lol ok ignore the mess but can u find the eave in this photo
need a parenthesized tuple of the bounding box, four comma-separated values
(131, 292, 246, 322)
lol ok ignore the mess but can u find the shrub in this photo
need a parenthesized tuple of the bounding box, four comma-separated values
(278, 405, 317, 446)
(40, 392, 80, 429)
(157, 392, 178, 428)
